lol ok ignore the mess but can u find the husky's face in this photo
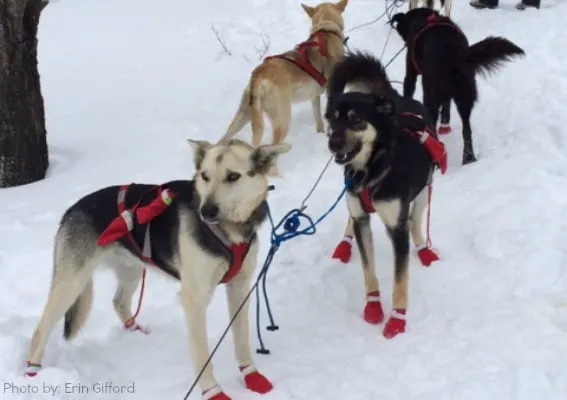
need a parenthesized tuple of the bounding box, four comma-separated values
(188, 139, 291, 224)
(325, 92, 395, 167)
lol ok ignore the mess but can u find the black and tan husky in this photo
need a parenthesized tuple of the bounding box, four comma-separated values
(325, 51, 446, 339)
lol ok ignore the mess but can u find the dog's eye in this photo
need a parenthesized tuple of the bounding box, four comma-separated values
(225, 172, 241, 183)
(200, 172, 209, 182)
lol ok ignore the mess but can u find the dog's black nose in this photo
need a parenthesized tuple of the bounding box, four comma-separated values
(200, 203, 219, 221)
(328, 134, 345, 153)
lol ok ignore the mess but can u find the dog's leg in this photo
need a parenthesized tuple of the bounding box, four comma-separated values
(311, 95, 325, 133)
(225, 263, 273, 395)
(265, 93, 291, 146)
(352, 215, 384, 325)
(403, 54, 418, 99)
(409, 187, 427, 249)
(438, 100, 452, 135)
(179, 279, 220, 395)
(423, 87, 442, 130)
(112, 263, 147, 333)
(453, 94, 477, 164)
(374, 199, 410, 339)
(27, 258, 95, 375)
(332, 216, 354, 263)
(409, 0, 419, 9)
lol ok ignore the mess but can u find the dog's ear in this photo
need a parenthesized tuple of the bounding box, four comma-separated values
(301, 3, 316, 18)
(389, 13, 408, 39)
(250, 143, 292, 177)
(187, 139, 212, 170)
(333, 0, 349, 13)
(373, 96, 396, 116)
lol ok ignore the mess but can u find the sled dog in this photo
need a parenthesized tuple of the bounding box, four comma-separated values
(409, 0, 452, 17)
(325, 51, 447, 338)
(220, 0, 349, 147)
(25, 139, 291, 400)
(390, 8, 525, 164)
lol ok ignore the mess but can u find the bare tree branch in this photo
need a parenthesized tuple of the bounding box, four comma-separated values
(254, 32, 270, 60)
(210, 23, 232, 56)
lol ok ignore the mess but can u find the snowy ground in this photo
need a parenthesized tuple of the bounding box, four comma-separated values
(1, 0, 567, 399)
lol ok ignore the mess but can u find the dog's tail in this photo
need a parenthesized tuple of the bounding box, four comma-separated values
(220, 86, 254, 143)
(249, 71, 265, 142)
(64, 278, 94, 340)
(463, 36, 525, 77)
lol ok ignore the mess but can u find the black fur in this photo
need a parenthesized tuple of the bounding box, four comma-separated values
(325, 52, 436, 306)
(60, 180, 268, 279)
(390, 8, 525, 164)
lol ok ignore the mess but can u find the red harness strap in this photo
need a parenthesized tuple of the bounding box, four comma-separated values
(357, 112, 447, 214)
(96, 184, 249, 331)
(264, 31, 328, 87)
(411, 14, 465, 75)
(359, 187, 375, 214)
(219, 243, 249, 284)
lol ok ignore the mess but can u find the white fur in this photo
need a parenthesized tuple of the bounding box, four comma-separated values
(349, 124, 378, 171)
(374, 198, 402, 228)
(26, 139, 291, 396)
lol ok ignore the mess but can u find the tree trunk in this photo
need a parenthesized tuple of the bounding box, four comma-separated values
(0, 0, 48, 188)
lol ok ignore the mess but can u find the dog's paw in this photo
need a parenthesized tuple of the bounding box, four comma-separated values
(316, 121, 325, 133)
(331, 237, 352, 263)
(417, 246, 440, 266)
(23, 362, 41, 377)
(240, 365, 273, 394)
(382, 309, 406, 339)
(124, 319, 150, 334)
(437, 123, 451, 135)
(203, 385, 231, 400)
(363, 292, 384, 325)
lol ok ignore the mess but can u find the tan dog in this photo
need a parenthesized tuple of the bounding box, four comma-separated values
(220, 0, 349, 147)
(409, 0, 452, 17)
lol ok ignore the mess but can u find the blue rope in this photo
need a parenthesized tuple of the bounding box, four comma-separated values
(254, 177, 351, 354)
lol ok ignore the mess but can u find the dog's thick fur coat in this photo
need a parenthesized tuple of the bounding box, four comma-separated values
(325, 51, 439, 338)
(390, 8, 525, 164)
(220, 0, 349, 147)
(26, 139, 291, 398)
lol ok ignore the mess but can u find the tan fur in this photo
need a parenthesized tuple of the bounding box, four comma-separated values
(26, 140, 291, 396)
(409, 0, 452, 17)
(220, 0, 349, 147)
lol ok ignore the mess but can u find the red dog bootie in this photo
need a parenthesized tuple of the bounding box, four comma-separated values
(203, 385, 231, 400)
(363, 291, 384, 325)
(240, 365, 273, 394)
(332, 236, 352, 263)
(23, 361, 41, 377)
(416, 245, 440, 267)
(437, 123, 451, 135)
(382, 309, 406, 339)
(124, 318, 150, 334)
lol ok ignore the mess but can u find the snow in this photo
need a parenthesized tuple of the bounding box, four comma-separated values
(1, 0, 567, 399)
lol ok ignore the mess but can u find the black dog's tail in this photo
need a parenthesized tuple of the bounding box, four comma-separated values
(463, 36, 525, 76)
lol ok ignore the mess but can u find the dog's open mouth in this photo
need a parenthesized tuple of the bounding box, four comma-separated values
(333, 143, 361, 165)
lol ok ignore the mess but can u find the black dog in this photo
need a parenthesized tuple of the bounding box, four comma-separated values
(325, 51, 446, 339)
(390, 8, 525, 164)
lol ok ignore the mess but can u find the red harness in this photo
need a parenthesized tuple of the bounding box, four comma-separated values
(411, 14, 465, 75)
(97, 185, 248, 284)
(264, 31, 331, 87)
(358, 113, 447, 213)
